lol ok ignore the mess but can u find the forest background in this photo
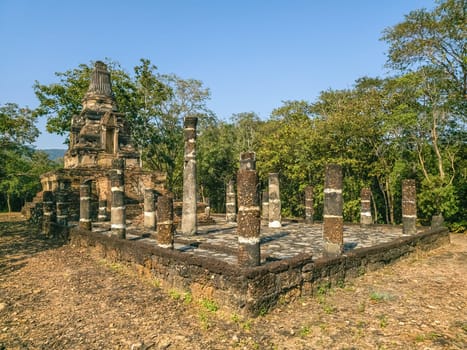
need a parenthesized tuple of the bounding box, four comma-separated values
(0, 0, 465, 231)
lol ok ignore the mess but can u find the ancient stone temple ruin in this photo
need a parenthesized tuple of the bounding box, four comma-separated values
(23, 60, 451, 317)
(23, 61, 165, 226)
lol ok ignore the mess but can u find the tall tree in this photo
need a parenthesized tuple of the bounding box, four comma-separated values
(0, 103, 58, 212)
(382, 0, 466, 222)
(230, 112, 262, 154)
(381, 0, 466, 106)
(197, 122, 237, 211)
(156, 74, 216, 195)
(257, 101, 316, 217)
(0, 103, 38, 150)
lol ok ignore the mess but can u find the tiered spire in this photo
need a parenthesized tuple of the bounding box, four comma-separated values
(85, 61, 114, 98)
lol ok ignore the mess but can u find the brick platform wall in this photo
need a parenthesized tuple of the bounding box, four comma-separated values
(69, 226, 450, 316)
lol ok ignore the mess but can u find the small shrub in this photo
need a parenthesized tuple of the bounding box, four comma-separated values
(378, 314, 389, 328)
(242, 319, 252, 331)
(231, 313, 240, 323)
(108, 262, 125, 273)
(322, 303, 335, 314)
(151, 279, 160, 288)
(299, 325, 311, 337)
(258, 305, 269, 317)
(169, 289, 182, 300)
(198, 311, 210, 330)
(317, 281, 331, 296)
(183, 292, 193, 304)
(370, 291, 394, 302)
(200, 298, 219, 312)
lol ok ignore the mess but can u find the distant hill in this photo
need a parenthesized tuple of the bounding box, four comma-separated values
(40, 149, 66, 161)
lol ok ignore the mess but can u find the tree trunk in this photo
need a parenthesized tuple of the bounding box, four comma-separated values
(377, 177, 390, 224)
(371, 191, 378, 224)
(431, 109, 445, 181)
(388, 188, 395, 225)
(7, 193, 11, 213)
(386, 178, 395, 225)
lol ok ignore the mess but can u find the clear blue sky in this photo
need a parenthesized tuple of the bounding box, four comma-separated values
(0, 0, 436, 149)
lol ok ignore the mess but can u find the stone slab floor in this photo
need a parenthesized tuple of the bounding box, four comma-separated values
(93, 216, 421, 265)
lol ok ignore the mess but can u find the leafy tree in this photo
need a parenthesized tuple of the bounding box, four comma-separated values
(0, 102, 38, 210)
(230, 112, 263, 154)
(156, 74, 216, 195)
(0, 103, 59, 212)
(257, 101, 316, 217)
(0, 103, 38, 149)
(311, 84, 386, 223)
(382, 0, 466, 223)
(381, 0, 466, 106)
(197, 122, 237, 211)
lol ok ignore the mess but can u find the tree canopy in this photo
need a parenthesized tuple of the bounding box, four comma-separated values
(0, 103, 60, 212)
(2, 0, 465, 229)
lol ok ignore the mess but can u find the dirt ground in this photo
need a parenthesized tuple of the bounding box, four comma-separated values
(0, 214, 466, 350)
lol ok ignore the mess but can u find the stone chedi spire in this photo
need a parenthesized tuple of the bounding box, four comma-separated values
(82, 61, 117, 112)
(64, 61, 139, 169)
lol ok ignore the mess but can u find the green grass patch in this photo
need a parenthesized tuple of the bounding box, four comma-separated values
(378, 314, 389, 328)
(299, 325, 311, 337)
(369, 290, 395, 302)
(200, 298, 219, 312)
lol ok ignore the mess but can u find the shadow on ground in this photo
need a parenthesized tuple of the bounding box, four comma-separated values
(0, 220, 66, 276)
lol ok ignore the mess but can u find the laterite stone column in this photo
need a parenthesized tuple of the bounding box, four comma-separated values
(261, 189, 269, 220)
(268, 173, 281, 228)
(360, 188, 372, 226)
(402, 179, 417, 235)
(237, 152, 261, 266)
(204, 198, 211, 219)
(42, 191, 55, 236)
(305, 185, 314, 224)
(323, 164, 343, 256)
(144, 188, 156, 230)
(110, 159, 126, 239)
(226, 179, 237, 222)
(98, 199, 108, 222)
(181, 116, 198, 235)
(156, 194, 174, 249)
(56, 191, 68, 226)
(79, 182, 92, 231)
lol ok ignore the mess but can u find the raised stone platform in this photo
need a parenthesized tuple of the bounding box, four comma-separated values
(70, 216, 450, 316)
